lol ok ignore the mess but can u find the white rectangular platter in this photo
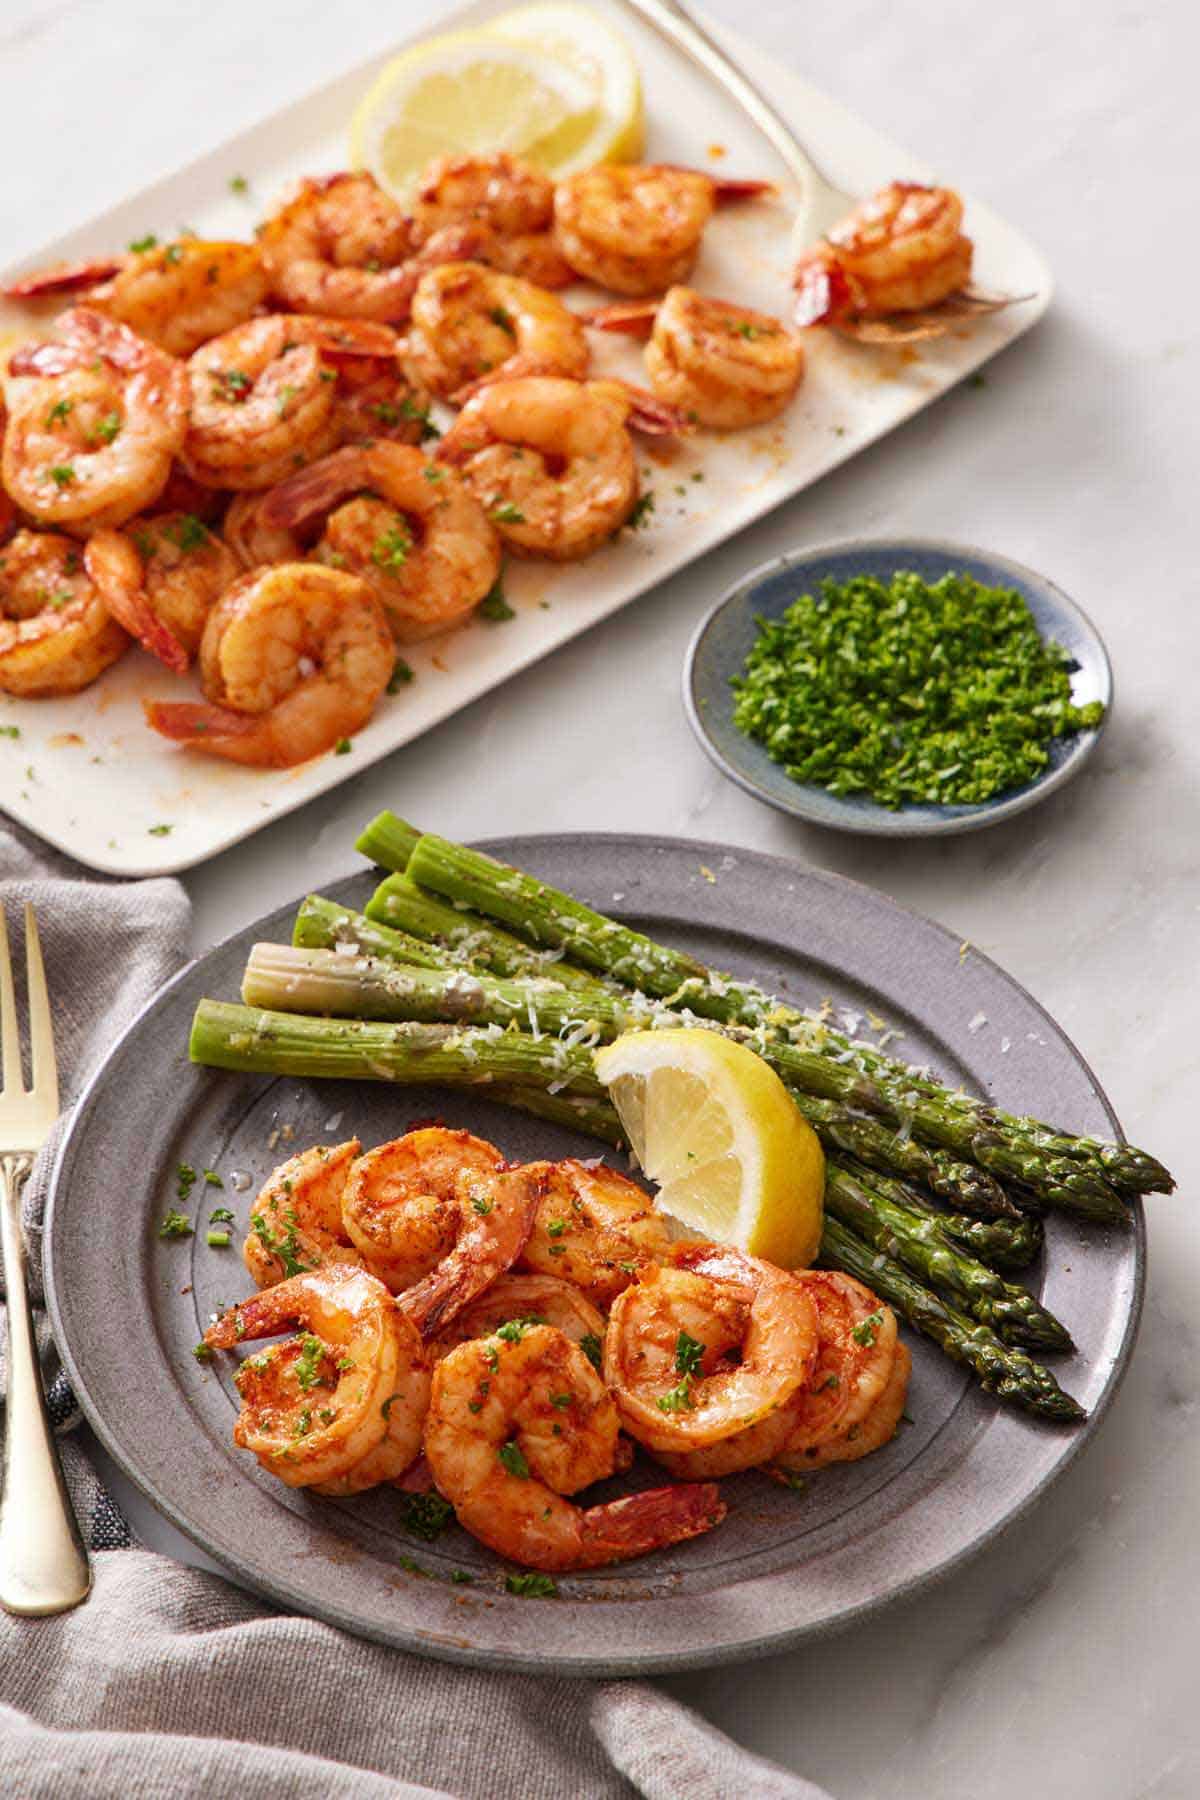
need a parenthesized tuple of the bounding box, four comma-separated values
(0, 0, 1051, 876)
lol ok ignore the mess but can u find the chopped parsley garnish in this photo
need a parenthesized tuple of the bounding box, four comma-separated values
(292, 1408, 313, 1439)
(490, 501, 525, 524)
(498, 1439, 530, 1479)
(387, 659, 414, 692)
(546, 1219, 566, 1238)
(470, 1195, 493, 1216)
(294, 1334, 326, 1392)
(89, 411, 122, 446)
(851, 1310, 885, 1348)
(213, 367, 251, 399)
(209, 1206, 235, 1226)
(204, 1170, 224, 1189)
(148, 823, 173, 837)
(656, 1377, 694, 1414)
(381, 1392, 402, 1420)
(579, 1332, 603, 1371)
(422, 464, 444, 482)
(368, 400, 401, 426)
(46, 464, 76, 489)
(396, 1491, 456, 1541)
(674, 1330, 704, 1378)
(249, 1210, 311, 1279)
(45, 398, 72, 427)
(626, 492, 655, 530)
(176, 1163, 197, 1202)
(334, 738, 352, 755)
(276, 384, 299, 417)
(164, 243, 183, 265)
(488, 305, 516, 335)
(158, 1209, 193, 1240)
(549, 1392, 573, 1410)
(229, 174, 249, 195)
(731, 570, 1106, 809)
(494, 1320, 526, 1344)
(0, 726, 20, 740)
(166, 514, 209, 553)
(371, 525, 412, 571)
(128, 233, 158, 253)
(449, 1569, 474, 1584)
(192, 1342, 213, 1362)
(778, 1471, 808, 1492)
(477, 579, 514, 623)
(401, 395, 439, 440)
(505, 1572, 557, 1598)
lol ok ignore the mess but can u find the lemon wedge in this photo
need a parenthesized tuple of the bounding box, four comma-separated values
(351, 30, 597, 198)
(485, 3, 645, 169)
(594, 1028, 825, 1269)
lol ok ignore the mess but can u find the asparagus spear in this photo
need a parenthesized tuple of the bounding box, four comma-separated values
(355, 811, 422, 873)
(823, 1165, 1071, 1351)
(293, 896, 450, 972)
(818, 1218, 1085, 1424)
(189, 1000, 1085, 1424)
(366, 875, 603, 993)
(400, 826, 1157, 1214)
(835, 1157, 1044, 1271)
(250, 942, 1018, 1219)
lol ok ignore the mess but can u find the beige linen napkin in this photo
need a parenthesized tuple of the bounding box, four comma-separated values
(0, 819, 828, 1800)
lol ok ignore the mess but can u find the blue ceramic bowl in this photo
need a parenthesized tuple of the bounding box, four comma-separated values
(682, 538, 1112, 837)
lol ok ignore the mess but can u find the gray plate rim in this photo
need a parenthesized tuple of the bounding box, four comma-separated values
(682, 537, 1113, 837)
(45, 833, 1144, 1675)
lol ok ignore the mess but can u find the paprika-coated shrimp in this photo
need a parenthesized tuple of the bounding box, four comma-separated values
(604, 1246, 819, 1458)
(4, 308, 187, 530)
(425, 1322, 725, 1570)
(242, 1139, 365, 1288)
(408, 153, 572, 289)
(429, 1272, 606, 1362)
(260, 441, 501, 642)
(341, 1128, 538, 1335)
(258, 172, 490, 322)
(204, 1264, 424, 1490)
(769, 1271, 904, 1472)
(0, 528, 129, 695)
(774, 1341, 911, 1477)
(4, 240, 269, 360)
(144, 562, 394, 767)
(553, 164, 770, 296)
(793, 182, 972, 327)
(585, 286, 804, 430)
(86, 511, 239, 673)
(223, 490, 309, 570)
(180, 314, 399, 491)
(437, 374, 680, 560)
(517, 1159, 671, 1308)
(406, 262, 588, 400)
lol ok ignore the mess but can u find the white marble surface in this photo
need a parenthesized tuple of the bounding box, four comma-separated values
(4, 0, 1198, 1793)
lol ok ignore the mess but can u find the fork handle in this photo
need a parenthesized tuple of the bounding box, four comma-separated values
(619, 0, 835, 195)
(0, 1156, 91, 1615)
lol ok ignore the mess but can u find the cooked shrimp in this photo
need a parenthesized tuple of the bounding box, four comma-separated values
(768, 1271, 903, 1472)
(0, 528, 128, 695)
(586, 286, 804, 430)
(223, 490, 309, 569)
(340, 1127, 538, 1335)
(6, 240, 269, 360)
(774, 1341, 911, 1477)
(407, 262, 588, 401)
(517, 1159, 670, 1308)
(259, 441, 501, 642)
(331, 355, 437, 449)
(793, 182, 973, 327)
(143, 562, 394, 766)
(242, 1139, 364, 1288)
(425, 1322, 725, 1570)
(604, 1246, 819, 1463)
(429, 1272, 606, 1362)
(258, 172, 488, 322)
(553, 164, 770, 296)
(86, 511, 238, 673)
(180, 314, 400, 492)
(437, 374, 672, 560)
(3, 308, 187, 530)
(408, 153, 572, 288)
(204, 1264, 425, 1491)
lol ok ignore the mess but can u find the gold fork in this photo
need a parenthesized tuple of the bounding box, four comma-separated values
(0, 905, 90, 1614)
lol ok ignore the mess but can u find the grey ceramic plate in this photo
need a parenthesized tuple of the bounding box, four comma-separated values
(683, 539, 1112, 837)
(45, 836, 1142, 1676)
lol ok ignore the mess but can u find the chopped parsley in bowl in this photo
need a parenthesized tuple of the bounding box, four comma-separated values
(683, 540, 1112, 837)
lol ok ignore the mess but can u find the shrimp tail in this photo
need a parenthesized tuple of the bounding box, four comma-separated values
(85, 531, 191, 675)
(577, 1482, 727, 1567)
(793, 254, 855, 329)
(449, 355, 576, 408)
(204, 1287, 293, 1349)
(2, 256, 125, 300)
(619, 379, 693, 437)
(7, 341, 78, 379)
(144, 697, 262, 748)
(578, 301, 658, 340)
(651, 164, 774, 202)
(259, 446, 367, 529)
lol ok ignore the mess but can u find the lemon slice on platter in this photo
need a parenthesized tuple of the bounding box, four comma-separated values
(350, 23, 636, 199)
(484, 3, 645, 169)
(594, 1027, 825, 1269)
